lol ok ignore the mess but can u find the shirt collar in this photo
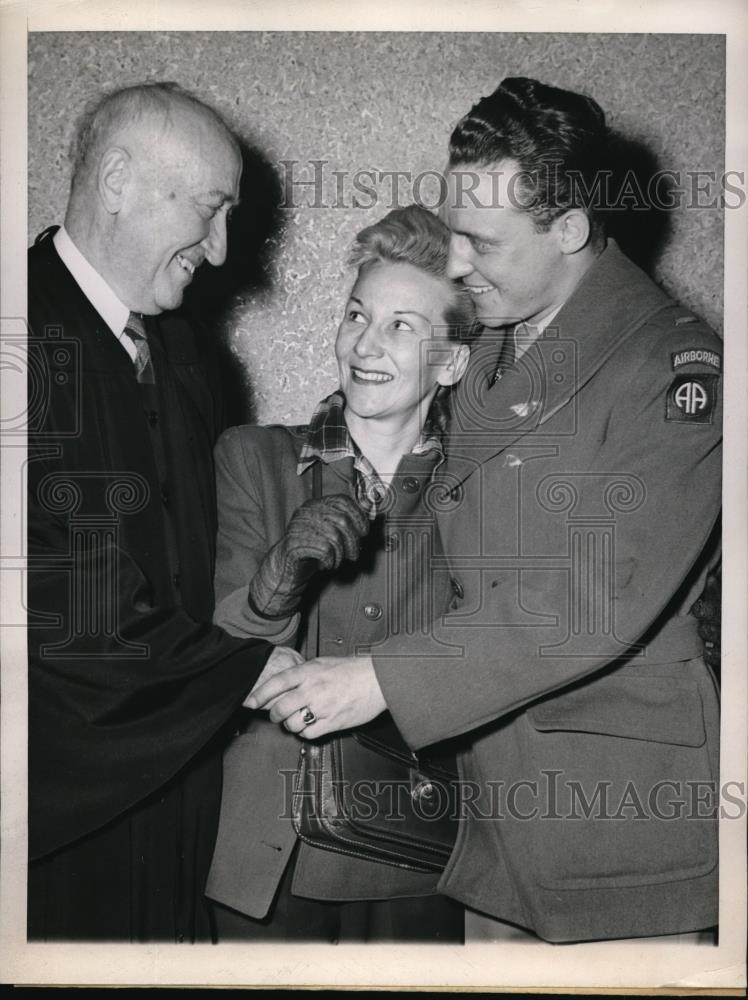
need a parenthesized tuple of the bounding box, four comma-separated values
(297, 390, 359, 474)
(297, 390, 445, 517)
(53, 225, 130, 337)
(513, 303, 564, 361)
(298, 390, 444, 469)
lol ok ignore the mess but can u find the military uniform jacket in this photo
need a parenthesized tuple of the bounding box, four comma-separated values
(26, 234, 272, 940)
(205, 423, 454, 918)
(373, 240, 722, 942)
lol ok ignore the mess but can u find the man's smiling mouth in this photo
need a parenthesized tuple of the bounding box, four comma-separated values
(175, 253, 197, 276)
(351, 367, 393, 384)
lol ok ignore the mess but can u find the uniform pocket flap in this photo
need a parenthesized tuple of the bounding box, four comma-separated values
(527, 675, 706, 747)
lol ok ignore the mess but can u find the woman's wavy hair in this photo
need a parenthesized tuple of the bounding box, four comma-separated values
(348, 204, 477, 344)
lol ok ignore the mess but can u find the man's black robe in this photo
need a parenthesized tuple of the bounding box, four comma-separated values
(26, 232, 271, 941)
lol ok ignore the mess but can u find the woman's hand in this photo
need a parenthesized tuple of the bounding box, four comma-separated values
(245, 655, 387, 738)
(248, 495, 369, 620)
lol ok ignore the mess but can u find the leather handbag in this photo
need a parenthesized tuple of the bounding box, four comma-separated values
(292, 462, 459, 872)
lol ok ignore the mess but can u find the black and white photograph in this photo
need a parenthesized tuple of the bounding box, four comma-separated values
(1, 0, 746, 990)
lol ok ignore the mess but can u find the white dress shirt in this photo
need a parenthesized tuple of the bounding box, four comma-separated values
(53, 226, 138, 364)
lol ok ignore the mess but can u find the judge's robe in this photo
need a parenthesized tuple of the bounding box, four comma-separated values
(26, 231, 272, 941)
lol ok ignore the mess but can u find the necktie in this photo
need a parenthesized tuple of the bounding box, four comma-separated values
(125, 312, 155, 384)
(491, 327, 517, 386)
(491, 321, 543, 386)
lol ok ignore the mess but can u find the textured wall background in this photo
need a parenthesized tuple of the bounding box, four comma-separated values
(28, 31, 725, 425)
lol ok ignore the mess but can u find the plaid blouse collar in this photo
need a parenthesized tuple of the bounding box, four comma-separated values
(297, 390, 444, 516)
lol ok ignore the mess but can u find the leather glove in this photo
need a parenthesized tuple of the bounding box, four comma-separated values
(691, 570, 721, 675)
(248, 493, 370, 619)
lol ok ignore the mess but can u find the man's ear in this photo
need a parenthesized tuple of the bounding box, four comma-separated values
(437, 342, 470, 387)
(98, 147, 131, 214)
(554, 208, 591, 255)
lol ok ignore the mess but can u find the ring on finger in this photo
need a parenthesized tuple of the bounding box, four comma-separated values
(300, 706, 317, 726)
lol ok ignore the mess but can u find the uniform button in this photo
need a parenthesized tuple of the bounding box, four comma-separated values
(173, 573, 180, 589)
(412, 779, 435, 803)
(451, 578, 464, 599)
(160, 486, 169, 507)
(148, 410, 159, 427)
(363, 603, 383, 621)
(402, 477, 420, 493)
(384, 533, 399, 551)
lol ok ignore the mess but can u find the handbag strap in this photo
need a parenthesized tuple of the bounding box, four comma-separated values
(304, 460, 323, 658)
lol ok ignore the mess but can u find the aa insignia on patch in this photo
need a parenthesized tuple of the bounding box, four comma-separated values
(671, 349, 721, 371)
(666, 374, 719, 423)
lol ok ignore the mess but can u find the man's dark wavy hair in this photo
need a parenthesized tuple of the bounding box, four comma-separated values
(449, 77, 609, 240)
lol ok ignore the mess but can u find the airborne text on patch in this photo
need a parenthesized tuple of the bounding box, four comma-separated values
(671, 350, 721, 371)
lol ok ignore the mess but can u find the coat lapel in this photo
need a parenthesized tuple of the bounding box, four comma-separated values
(32, 234, 139, 378)
(441, 240, 672, 492)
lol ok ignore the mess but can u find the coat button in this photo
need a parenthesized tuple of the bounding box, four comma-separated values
(148, 410, 159, 427)
(363, 603, 383, 621)
(412, 780, 435, 803)
(402, 477, 420, 493)
(450, 578, 464, 599)
(173, 573, 180, 589)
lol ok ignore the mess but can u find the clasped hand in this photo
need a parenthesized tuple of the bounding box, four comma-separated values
(245, 654, 387, 739)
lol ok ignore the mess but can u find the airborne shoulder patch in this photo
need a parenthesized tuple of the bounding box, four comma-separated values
(671, 349, 721, 371)
(666, 374, 719, 423)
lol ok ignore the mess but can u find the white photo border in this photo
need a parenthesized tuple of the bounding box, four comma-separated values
(1, 0, 746, 990)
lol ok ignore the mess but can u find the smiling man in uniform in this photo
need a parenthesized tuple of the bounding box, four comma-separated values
(249, 77, 723, 943)
(26, 82, 300, 941)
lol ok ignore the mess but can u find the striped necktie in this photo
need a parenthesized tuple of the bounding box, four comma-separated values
(125, 312, 155, 384)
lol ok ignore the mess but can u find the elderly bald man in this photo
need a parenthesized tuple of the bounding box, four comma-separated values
(26, 82, 298, 942)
